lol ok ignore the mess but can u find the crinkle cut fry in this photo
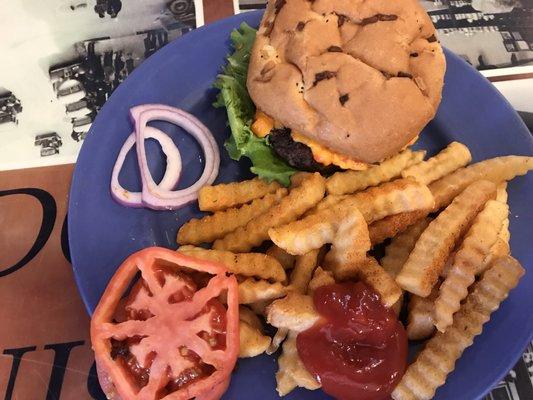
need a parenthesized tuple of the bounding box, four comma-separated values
(429, 155, 532, 210)
(326, 149, 426, 195)
(177, 246, 286, 282)
(369, 209, 430, 245)
(266, 245, 296, 270)
(434, 200, 508, 332)
(213, 172, 326, 252)
(239, 320, 271, 358)
(401, 142, 471, 185)
(238, 279, 287, 304)
(407, 285, 439, 341)
(308, 267, 335, 295)
(198, 177, 282, 212)
(290, 249, 320, 294)
(396, 180, 496, 297)
(392, 256, 525, 400)
(276, 331, 320, 396)
(177, 188, 288, 245)
(266, 292, 320, 333)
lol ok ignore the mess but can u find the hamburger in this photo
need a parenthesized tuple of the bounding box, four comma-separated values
(214, 0, 445, 185)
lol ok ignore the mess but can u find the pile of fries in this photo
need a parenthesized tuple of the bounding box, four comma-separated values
(176, 142, 531, 400)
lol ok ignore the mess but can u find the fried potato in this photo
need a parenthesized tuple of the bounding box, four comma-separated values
(382, 217, 432, 278)
(434, 200, 508, 332)
(495, 182, 508, 204)
(407, 285, 439, 340)
(306, 193, 348, 216)
(290, 249, 320, 294)
(239, 305, 263, 331)
(334, 257, 402, 308)
(267, 328, 289, 355)
(481, 237, 511, 274)
(326, 149, 426, 195)
(401, 142, 471, 185)
(177, 188, 287, 245)
(198, 177, 282, 212)
(266, 292, 320, 333)
(392, 256, 525, 400)
(266, 245, 296, 270)
(238, 279, 287, 304)
(213, 172, 326, 252)
(429, 155, 532, 210)
(248, 300, 270, 317)
(177, 246, 286, 282)
(276, 331, 321, 396)
(368, 210, 431, 245)
(396, 180, 496, 297)
(308, 267, 335, 295)
(391, 294, 404, 316)
(270, 206, 370, 275)
(239, 320, 271, 358)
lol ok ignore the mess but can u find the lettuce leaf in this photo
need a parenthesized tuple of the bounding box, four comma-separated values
(213, 23, 296, 186)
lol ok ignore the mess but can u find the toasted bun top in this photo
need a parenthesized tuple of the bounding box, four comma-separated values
(247, 0, 445, 163)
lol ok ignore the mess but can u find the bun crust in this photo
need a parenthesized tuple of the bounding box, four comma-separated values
(247, 0, 445, 163)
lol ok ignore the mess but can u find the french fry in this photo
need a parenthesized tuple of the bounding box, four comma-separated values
(198, 177, 282, 212)
(239, 320, 271, 358)
(177, 188, 287, 245)
(434, 200, 508, 332)
(238, 279, 287, 304)
(368, 210, 430, 245)
(495, 182, 508, 203)
(239, 305, 263, 331)
(266, 292, 320, 333)
(213, 172, 326, 252)
(276, 331, 321, 396)
(248, 300, 270, 317)
(401, 142, 471, 185)
(392, 256, 525, 400)
(307, 267, 335, 295)
(333, 257, 402, 308)
(269, 206, 370, 273)
(429, 155, 532, 210)
(396, 180, 496, 297)
(381, 217, 432, 278)
(407, 285, 439, 340)
(326, 149, 426, 195)
(290, 249, 320, 294)
(305, 194, 348, 216)
(391, 294, 404, 316)
(267, 328, 289, 355)
(177, 246, 286, 282)
(266, 245, 296, 270)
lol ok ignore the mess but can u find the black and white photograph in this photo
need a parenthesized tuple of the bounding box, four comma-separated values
(0, 0, 201, 170)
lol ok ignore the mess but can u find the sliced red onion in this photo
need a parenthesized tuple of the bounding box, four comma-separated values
(110, 126, 182, 207)
(130, 104, 220, 210)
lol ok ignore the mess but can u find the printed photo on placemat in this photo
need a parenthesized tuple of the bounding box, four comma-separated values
(0, 0, 201, 171)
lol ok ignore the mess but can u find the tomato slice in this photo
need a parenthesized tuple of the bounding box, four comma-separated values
(91, 247, 239, 400)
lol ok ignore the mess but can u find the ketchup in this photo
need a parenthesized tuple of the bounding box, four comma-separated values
(297, 282, 407, 400)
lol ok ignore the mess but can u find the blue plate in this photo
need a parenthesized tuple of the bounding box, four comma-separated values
(69, 10, 533, 400)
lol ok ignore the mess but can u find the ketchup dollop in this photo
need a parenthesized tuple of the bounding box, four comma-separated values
(297, 282, 407, 400)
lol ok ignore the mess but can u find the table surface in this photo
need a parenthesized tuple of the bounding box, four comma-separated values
(0, 1, 532, 400)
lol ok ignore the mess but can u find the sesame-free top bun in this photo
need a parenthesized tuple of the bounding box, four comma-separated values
(247, 0, 445, 164)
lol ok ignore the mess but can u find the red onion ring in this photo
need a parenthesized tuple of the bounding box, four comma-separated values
(110, 126, 182, 207)
(130, 104, 220, 210)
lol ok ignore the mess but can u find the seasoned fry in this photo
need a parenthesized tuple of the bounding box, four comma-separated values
(290, 249, 320, 294)
(407, 285, 439, 340)
(434, 200, 508, 332)
(177, 188, 287, 245)
(392, 256, 525, 400)
(238, 279, 287, 304)
(248, 300, 270, 317)
(327, 149, 426, 195)
(198, 177, 281, 212)
(401, 142, 471, 185)
(266, 292, 320, 333)
(429, 155, 532, 210)
(382, 217, 432, 278)
(391, 294, 404, 316)
(481, 237, 511, 274)
(276, 331, 321, 396)
(369, 210, 430, 245)
(213, 172, 326, 252)
(333, 257, 402, 308)
(267, 328, 289, 355)
(308, 267, 335, 295)
(266, 245, 296, 270)
(239, 320, 271, 358)
(396, 180, 496, 297)
(269, 206, 370, 272)
(306, 194, 348, 216)
(239, 306, 263, 331)
(177, 246, 286, 282)
(495, 182, 508, 204)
